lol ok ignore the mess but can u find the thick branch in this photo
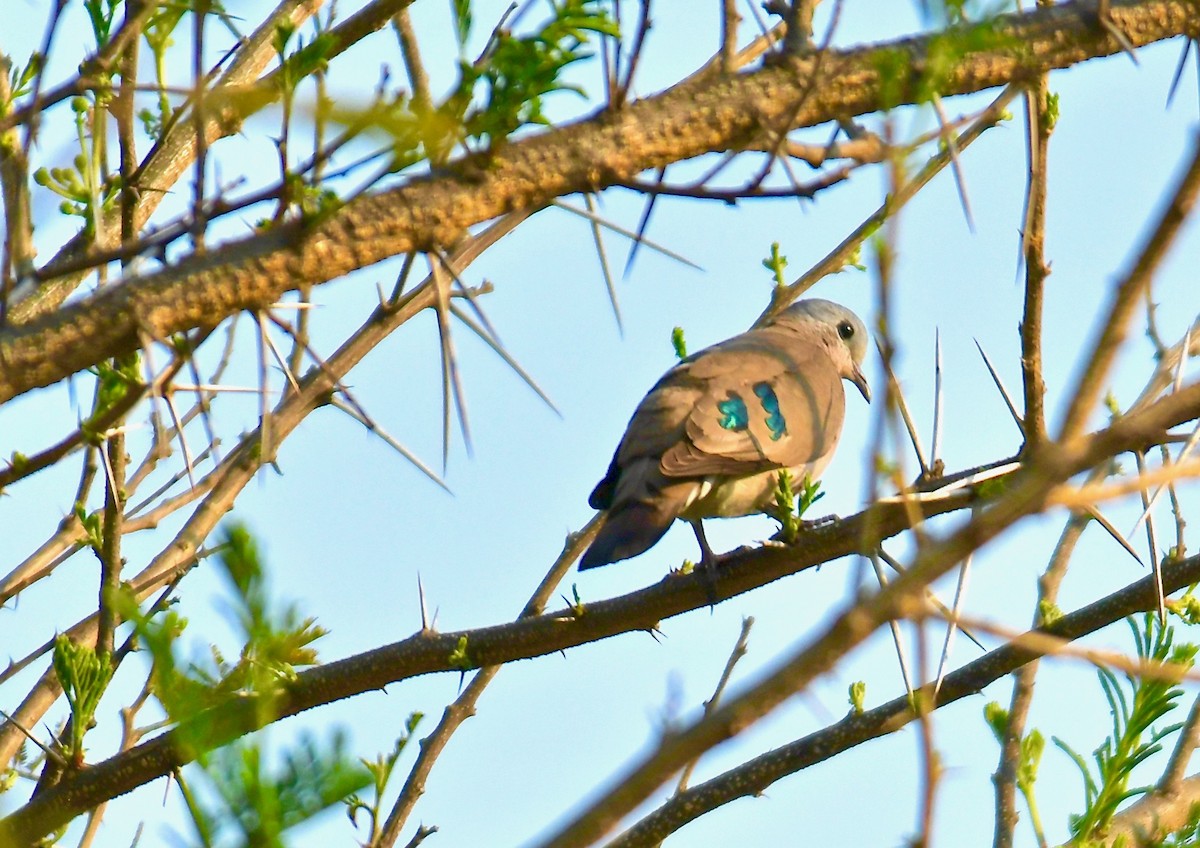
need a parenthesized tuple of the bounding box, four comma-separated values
(5, 373, 1198, 845)
(0, 487, 984, 844)
(1, 0, 1196, 403)
(1064, 772, 1200, 847)
(609, 552, 1200, 848)
(533, 381, 1200, 848)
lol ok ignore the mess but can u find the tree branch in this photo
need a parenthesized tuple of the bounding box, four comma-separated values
(608, 552, 1200, 848)
(1, 0, 1196, 404)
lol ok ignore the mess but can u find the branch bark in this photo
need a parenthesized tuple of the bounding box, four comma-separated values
(608, 552, 1200, 848)
(1, 0, 1196, 404)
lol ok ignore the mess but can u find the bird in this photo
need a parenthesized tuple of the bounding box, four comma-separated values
(579, 298, 870, 573)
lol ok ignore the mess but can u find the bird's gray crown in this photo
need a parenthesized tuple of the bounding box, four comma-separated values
(771, 298, 869, 366)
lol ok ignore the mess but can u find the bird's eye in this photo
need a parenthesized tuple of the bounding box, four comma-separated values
(837, 321, 855, 340)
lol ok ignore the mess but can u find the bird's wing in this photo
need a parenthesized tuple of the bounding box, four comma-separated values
(656, 329, 846, 478)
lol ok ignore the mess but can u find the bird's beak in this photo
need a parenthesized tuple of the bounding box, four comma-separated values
(851, 366, 871, 403)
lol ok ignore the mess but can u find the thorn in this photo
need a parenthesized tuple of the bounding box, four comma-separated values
(1133, 451, 1167, 626)
(1097, 5, 1139, 66)
(870, 553, 915, 698)
(935, 544, 975, 697)
(875, 339, 930, 476)
(931, 94, 975, 232)
(1175, 322, 1193, 393)
(1129, 420, 1200, 535)
(163, 392, 197, 490)
(974, 339, 1025, 436)
(0, 709, 67, 767)
(1166, 37, 1197, 107)
(584, 193, 623, 334)
(623, 167, 665, 277)
(1080, 503, 1144, 567)
(418, 573, 431, 631)
(931, 329, 944, 470)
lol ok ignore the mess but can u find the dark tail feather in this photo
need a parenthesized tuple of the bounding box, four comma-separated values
(587, 455, 620, 509)
(579, 502, 674, 570)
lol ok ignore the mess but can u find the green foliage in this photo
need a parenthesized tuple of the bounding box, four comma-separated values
(767, 470, 824, 544)
(32, 95, 122, 235)
(873, 19, 1015, 109)
(138, 3, 188, 139)
(74, 502, 104, 552)
(273, 22, 335, 94)
(0, 55, 40, 125)
(1037, 599, 1063, 627)
(976, 474, 1010, 500)
(1055, 615, 1198, 843)
(85, 353, 142, 429)
(984, 700, 1009, 740)
(83, 0, 121, 49)
(345, 712, 425, 841)
(842, 242, 867, 273)
(108, 523, 362, 844)
(872, 47, 912, 112)
(455, 0, 617, 146)
(1168, 592, 1200, 626)
(448, 635, 474, 671)
(52, 635, 113, 765)
(1042, 91, 1060, 134)
(566, 583, 586, 617)
(328, 1, 616, 168)
(6, 451, 27, 474)
(114, 523, 327, 726)
(762, 242, 788, 290)
(671, 326, 688, 361)
(984, 701, 1047, 846)
(451, 0, 473, 52)
(848, 681, 866, 715)
(1160, 805, 1200, 848)
(187, 731, 371, 848)
(213, 525, 327, 688)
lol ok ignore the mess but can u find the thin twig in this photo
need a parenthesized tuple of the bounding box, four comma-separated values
(674, 618, 755, 794)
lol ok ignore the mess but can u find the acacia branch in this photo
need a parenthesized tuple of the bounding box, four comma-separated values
(1064, 771, 1200, 847)
(1, 0, 1196, 403)
(607, 552, 1200, 848)
(0, 217, 524, 769)
(5, 372, 1199, 844)
(532, 381, 1200, 848)
(0, 484, 988, 844)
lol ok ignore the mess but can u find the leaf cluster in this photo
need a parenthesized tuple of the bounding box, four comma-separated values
(1055, 615, 1199, 842)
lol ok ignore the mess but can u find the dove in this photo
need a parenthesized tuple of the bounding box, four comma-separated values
(579, 298, 870, 573)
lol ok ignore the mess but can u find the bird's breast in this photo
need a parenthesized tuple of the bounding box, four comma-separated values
(679, 456, 833, 520)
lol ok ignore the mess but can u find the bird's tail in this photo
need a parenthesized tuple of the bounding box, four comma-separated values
(579, 499, 676, 570)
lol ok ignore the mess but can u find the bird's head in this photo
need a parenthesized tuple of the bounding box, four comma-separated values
(772, 299, 871, 403)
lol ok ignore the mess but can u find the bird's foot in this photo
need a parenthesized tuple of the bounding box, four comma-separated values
(700, 552, 722, 607)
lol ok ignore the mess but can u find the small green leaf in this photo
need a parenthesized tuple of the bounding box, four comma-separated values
(448, 635, 473, 671)
(671, 326, 687, 361)
(848, 681, 866, 715)
(761, 241, 788, 289)
(53, 634, 113, 763)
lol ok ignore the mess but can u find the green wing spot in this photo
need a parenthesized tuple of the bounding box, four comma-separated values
(754, 382, 787, 440)
(717, 393, 749, 431)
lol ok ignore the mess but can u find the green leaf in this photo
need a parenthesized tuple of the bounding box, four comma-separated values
(671, 326, 687, 361)
(451, 0, 472, 49)
(448, 634, 474, 670)
(848, 681, 866, 715)
(53, 634, 113, 762)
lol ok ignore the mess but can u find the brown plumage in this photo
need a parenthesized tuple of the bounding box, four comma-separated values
(580, 299, 870, 571)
